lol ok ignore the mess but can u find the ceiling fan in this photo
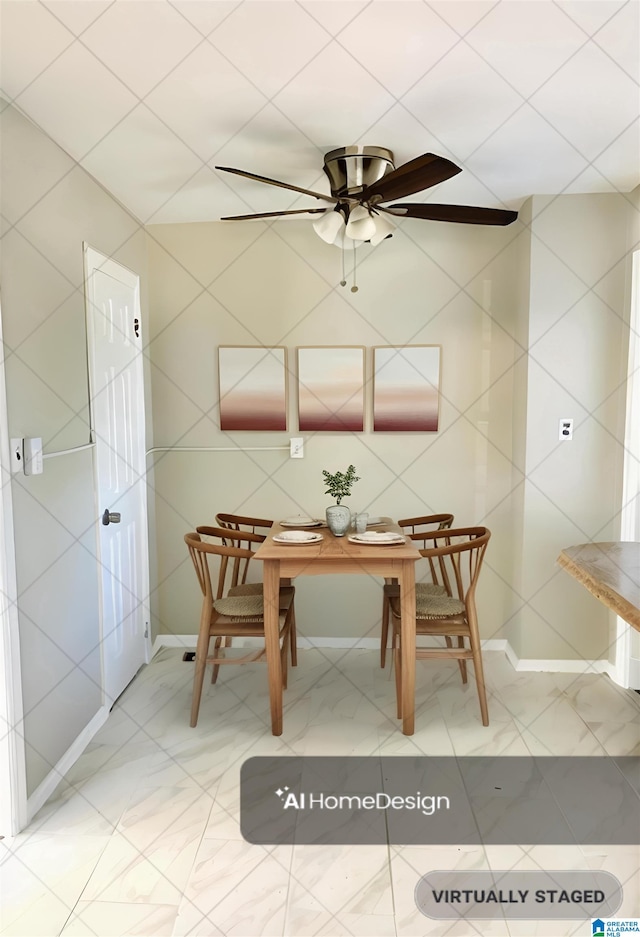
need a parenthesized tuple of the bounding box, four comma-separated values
(216, 146, 518, 249)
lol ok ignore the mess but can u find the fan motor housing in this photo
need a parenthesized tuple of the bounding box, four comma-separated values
(323, 146, 395, 198)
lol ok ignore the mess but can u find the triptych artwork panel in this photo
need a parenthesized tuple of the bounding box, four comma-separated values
(218, 346, 288, 431)
(218, 345, 441, 433)
(373, 346, 441, 432)
(297, 346, 365, 432)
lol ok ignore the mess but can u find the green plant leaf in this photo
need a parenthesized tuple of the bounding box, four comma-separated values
(322, 464, 360, 505)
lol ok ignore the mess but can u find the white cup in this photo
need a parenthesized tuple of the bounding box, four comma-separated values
(355, 512, 369, 534)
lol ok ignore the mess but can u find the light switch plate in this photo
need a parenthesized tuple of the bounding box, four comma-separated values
(290, 437, 304, 459)
(559, 419, 573, 441)
(24, 437, 43, 475)
(10, 438, 24, 473)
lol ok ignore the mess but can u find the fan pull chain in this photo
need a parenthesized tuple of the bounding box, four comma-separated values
(340, 242, 347, 287)
(351, 245, 358, 293)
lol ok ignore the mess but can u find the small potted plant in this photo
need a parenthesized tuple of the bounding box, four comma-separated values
(323, 464, 360, 536)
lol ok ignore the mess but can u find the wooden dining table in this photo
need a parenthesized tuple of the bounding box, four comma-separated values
(254, 517, 421, 736)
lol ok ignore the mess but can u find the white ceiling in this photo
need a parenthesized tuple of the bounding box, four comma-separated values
(1, 0, 639, 226)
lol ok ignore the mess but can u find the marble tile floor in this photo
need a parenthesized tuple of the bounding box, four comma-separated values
(2, 647, 639, 937)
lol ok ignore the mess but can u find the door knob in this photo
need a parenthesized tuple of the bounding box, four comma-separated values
(102, 509, 121, 526)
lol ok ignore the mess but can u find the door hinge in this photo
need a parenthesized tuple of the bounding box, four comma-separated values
(133, 317, 140, 338)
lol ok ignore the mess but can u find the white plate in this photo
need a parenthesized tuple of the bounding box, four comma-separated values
(348, 532, 405, 545)
(273, 531, 323, 544)
(280, 517, 322, 528)
(352, 530, 403, 541)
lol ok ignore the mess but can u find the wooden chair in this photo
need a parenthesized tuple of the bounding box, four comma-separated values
(380, 513, 454, 667)
(185, 526, 296, 727)
(215, 512, 297, 666)
(389, 526, 491, 726)
(215, 513, 274, 593)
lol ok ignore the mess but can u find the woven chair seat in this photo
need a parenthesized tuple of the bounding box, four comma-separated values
(416, 594, 465, 619)
(416, 582, 447, 596)
(214, 586, 295, 622)
(391, 593, 465, 620)
(228, 583, 295, 612)
(213, 594, 264, 617)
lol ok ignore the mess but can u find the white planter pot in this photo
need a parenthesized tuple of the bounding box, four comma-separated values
(326, 504, 352, 537)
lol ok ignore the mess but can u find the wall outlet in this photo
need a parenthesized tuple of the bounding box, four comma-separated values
(559, 418, 573, 441)
(290, 437, 304, 459)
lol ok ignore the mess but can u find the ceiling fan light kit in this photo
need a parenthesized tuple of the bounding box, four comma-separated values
(312, 209, 345, 244)
(344, 204, 377, 241)
(312, 202, 395, 249)
(368, 212, 396, 246)
(216, 146, 518, 287)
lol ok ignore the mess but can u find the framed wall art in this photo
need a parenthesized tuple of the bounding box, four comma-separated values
(218, 346, 287, 431)
(373, 345, 441, 432)
(297, 346, 365, 432)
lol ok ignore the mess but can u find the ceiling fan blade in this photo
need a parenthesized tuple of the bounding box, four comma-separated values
(384, 203, 518, 226)
(216, 166, 339, 203)
(220, 208, 328, 221)
(361, 153, 462, 203)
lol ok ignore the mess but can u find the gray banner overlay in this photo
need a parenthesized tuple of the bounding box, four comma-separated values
(240, 756, 640, 845)
(415, 870, 623, 919)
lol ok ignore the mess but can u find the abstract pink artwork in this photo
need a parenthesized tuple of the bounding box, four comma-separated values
(218, 346, 287, 431)
(298, 347, 364, 432)
(373, 346, 441, 432)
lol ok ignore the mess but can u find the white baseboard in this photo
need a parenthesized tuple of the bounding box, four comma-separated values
(152, 635, 381, 654)
(26, 704, 110, 824)
(152, 634, 198, 656)
(153, 634, 611, 674)
(607, 655, 640, 689)
(627, 656, 640, 687)
(483, 639, 611, 675)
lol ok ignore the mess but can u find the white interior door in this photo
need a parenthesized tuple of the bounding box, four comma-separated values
(84, 246, 150, 707)
(0, 293, 27, 836)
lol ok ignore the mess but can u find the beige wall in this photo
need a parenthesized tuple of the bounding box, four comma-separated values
(514, 193, 634, 660)
(1, 104, 147, 795)
(506, 197, 533, 659)
(146, 217, 525, 643)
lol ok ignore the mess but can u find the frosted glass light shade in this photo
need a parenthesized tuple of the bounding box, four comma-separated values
(313, 205, 394, 250)
(345, 205, 376, 241)
(313, 210, 345, 244)
(369, 213, 395, 245)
